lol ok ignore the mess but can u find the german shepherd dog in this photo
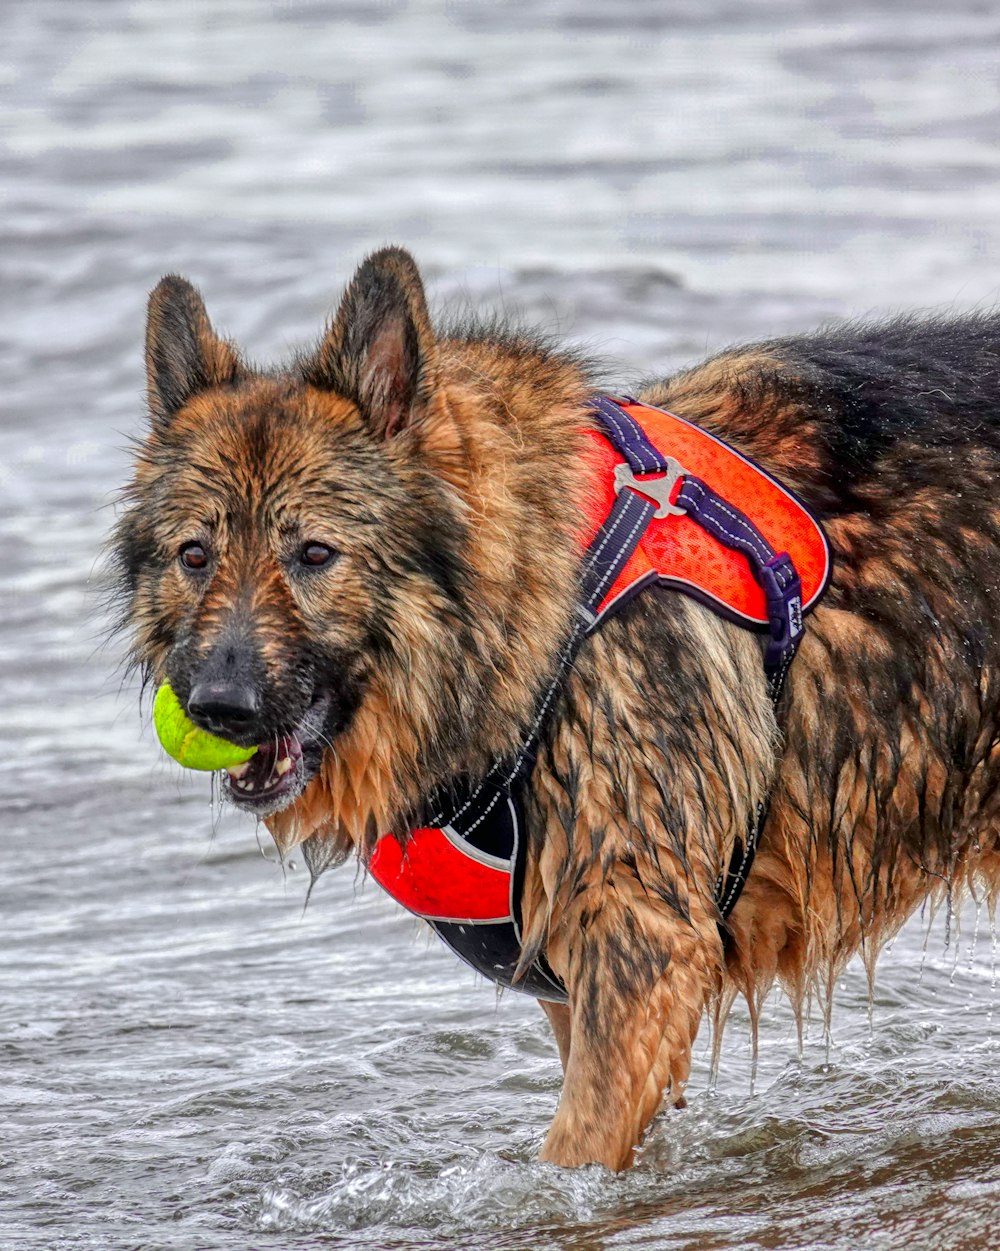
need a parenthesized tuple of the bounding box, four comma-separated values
(112, 247, 1000, 1171)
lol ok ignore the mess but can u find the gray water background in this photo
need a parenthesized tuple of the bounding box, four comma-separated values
(4, 1, 1000, 1247)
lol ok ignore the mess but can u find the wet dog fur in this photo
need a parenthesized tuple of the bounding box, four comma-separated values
(112, 247, 1000, 1171)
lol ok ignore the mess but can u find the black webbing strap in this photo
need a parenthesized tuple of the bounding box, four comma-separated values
(425, 481, 655, 837)
(670, 474, 804, 927)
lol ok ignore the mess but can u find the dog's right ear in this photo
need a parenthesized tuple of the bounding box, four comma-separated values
(145, 276, 242, 430)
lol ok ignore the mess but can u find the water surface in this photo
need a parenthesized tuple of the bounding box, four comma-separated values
(3, 2, 1000, 1247)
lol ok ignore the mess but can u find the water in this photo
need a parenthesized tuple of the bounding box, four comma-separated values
(3, 1, 1000, 1246)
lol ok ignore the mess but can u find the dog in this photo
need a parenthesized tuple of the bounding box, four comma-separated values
(112, 246, 1000, 1171)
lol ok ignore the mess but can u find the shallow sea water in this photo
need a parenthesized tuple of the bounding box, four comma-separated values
(4, 2, 1000, 1247)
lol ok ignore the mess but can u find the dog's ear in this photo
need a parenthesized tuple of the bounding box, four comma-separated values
(305, 247, 438, 440)
(145, 276, 242, 430)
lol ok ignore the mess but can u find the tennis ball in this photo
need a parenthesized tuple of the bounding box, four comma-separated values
(153, 681, 258, 771)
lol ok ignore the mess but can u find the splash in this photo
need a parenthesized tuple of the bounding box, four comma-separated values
(249, 1153, 609, 1237)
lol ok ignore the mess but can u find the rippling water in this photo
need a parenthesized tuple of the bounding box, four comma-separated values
(4, 2, 1000, 1247)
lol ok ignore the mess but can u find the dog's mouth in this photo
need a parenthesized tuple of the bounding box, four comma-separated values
(224, 733, 306, 809)
(221, 695, 330, 816)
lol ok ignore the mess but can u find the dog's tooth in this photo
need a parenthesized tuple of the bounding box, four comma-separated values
(227, 762, 251, 780)
(275, 756, 292, 777)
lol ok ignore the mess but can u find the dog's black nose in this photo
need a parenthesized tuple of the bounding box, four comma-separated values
(188, 680, 260, 737)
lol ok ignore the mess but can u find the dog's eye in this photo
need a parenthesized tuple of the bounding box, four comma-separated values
(179, 542, 209, 571)
(300, 542, 337, 568)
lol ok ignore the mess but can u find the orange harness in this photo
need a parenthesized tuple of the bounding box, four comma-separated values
(370, 397, 831, 1001)
(580, 399, 829, 627)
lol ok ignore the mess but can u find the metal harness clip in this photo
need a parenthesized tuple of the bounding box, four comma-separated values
(613, 457, 688, 518)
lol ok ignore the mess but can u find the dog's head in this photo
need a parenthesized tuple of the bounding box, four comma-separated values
(112, 247, 472, 819)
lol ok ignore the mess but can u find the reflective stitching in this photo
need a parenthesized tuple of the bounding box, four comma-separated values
(599, 403, 658, 473)
(767, 640, 795, 697)
(706, 497, 771, 563)
(682, 479, 771, 563)
(457, 785, 507, 838)
(615, 404, 664, 473)
(682, 479, 770, 562)
(681, 481, 754, 553)
(599, 406, 644, 470)
(588, 498, 651, 602)
(580, 492, 638, 584)
(716, 804, 764, 914)
(772, 558, 793, 590)
(592, 402, 631, 456)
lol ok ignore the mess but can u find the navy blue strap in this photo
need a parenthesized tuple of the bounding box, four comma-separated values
(590, 397, 811, 927)
(590, 395, 670, 475)
(577, 487, 656, 626)
(676, 475, 804, 696)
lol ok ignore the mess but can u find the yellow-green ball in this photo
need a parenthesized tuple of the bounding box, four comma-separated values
(153, 681, 258, 772)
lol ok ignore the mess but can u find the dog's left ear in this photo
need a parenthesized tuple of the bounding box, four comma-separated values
(306, 246, 438, 440)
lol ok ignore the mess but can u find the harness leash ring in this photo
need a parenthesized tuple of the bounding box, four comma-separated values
(613, 457, 688, 518)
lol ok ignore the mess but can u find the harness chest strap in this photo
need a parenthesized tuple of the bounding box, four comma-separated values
(368, 397, 832, 1002)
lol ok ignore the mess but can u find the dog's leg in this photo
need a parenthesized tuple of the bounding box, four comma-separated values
(540, 1000, 572, 1072)
(538, 883, 715, 1171)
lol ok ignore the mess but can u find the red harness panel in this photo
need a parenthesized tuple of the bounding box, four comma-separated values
(581, 401, 830, 625)
(369, 824, 513, 924)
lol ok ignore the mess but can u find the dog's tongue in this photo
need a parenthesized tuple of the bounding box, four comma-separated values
(226, 733, 303, 791)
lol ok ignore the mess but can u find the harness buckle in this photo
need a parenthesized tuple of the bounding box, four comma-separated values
(613, 458, 688, 519)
